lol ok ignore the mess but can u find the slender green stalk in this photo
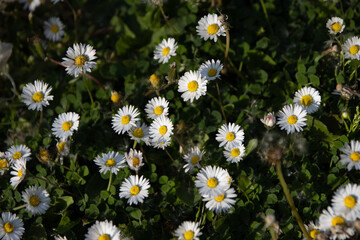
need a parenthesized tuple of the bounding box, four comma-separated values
(224, 25, 230, 63)
(355, 60, 358, 82)
(13, 204, 27, 211)
(107, 172, 113, 192)
(65, 0, 78, 42)
(269, 226, 277, 240)
(259, 0, 274, 36)
(165, 149, 175, 162)
(83, 74, 94, 107)
(275, 161, 311, 240)
(159, 5, 178, 35)
(215, 79, 227, 123)
(133, 140, 137, 149)
(39, 110, 43, 130)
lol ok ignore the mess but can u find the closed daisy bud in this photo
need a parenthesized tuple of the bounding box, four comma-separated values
(261, 112, 276, 128)
(37, 148, 52, 165)
(0, 152, 10, 176)
(110, 90, 121, 104)
(149, 74, 160, 88)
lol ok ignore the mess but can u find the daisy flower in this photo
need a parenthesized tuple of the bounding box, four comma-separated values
(0, 152, 10, 175)
(119, 175, 150, 205)
(0, 212, 25, 240)
(54, 235, 68, 240)
(51, 0, 63, 3)
(195, 166, 231, 197)
(125, 149, 144, 172)
(62, 43, 97, 77)
(149, 116, 173, 141)
(110, 90, 121, 104)
(343, 36, 360, 60)
(112, 105, 140, 135)
(203, 187, 237, 214)
(326, 17, 345, 35)
(19, 0, 40, 12)
(51, 112, 80, 139)
(293, 86, 321, 114)
(128, 122, 151, 146)
(21, 80, 53, 111)
(6, 144, 31, 162)
(56, 138, 70, 165)
(276, 104, 307, 134)
(304, 221, 321, 240)
(94, 151, 126, 175)
(215, 123, 244, 148)
(183, 147, 205, 173)
(196, 13, 226, 42)
(43, 17, 65, 42)
(339, 140, 360, 171)
(151, 136, 171, 150)
(332, 183, 360, 221)
(153, 38, 178, 64)
(198, 59, 223, 81)
(145, 96, 169, 119)
(10, 159, 26, 189)
(260, 112, 276, 128)
(174, 221, 202, 240)
(223, 143, 246, 163)
(22, 185, 50, 215)
(319, 206, 355, 239)
(84, 220, 121, 240)
(178, 70, 208, 103)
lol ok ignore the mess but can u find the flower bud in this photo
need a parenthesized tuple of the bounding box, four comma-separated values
(110, 90, 121, 104)
(261, 112, 276, 128)
(149, 74, 160, 89)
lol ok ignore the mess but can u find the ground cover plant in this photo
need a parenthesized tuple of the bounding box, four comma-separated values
(1, 0, 360, 239)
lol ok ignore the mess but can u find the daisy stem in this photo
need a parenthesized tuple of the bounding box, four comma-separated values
(13, 204, 27, 211)
(224, 24, 230, 63)
(269, 226, 277, 240)
(107, 172, 113, 192)
(355, 60, 358, 82)
(39, 110, 43, 129)
(65, 0, 78, 42)
(133, 140, 137, 149)
(140, 145, 149, 164)
(215, 79, 227, 123)
(83, 74, 94, 107)
(165, 148, 175, 162)
(159, 5, 178, 35)
(259, 0, 274, 36)
(275, 161, 311, 240)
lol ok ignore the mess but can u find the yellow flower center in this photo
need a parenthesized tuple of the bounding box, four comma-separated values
(13, 152, 22, 160)
(154, 106, 164, 115)
(207, 68, 217, 77)
(29, 196, 40, 206)
(130, 185, 140, 195)
(62, 121, 73, 131)
(187, 81, 198, 92)
(111, 92, 120, 103)
(183, 231, 194, 240)
(159, 126, 167, 135)
(207, 24, 219, 35)
(227, 176, 232, 184)
(74, 55, 87, 67)
(349, 45, 359, 55)
(190, 156, 199, 164)
(133, 128, 144, 138)
(132, 157, 139, 167)
(231, 148, 240, 157)
(4, 222, 14, 233)
(350, 152, 360, 162)
(214, 194, 225, 202)
(309, 229, 320, 239)
(105, 158, 116, 167)
(57, 142, 66, 152)
(17, 169, 23, 178)
(121, 115, 130, 125)
(332, 22, 341, 32)
(344, 195, 357, 208)
(226, 132, 235, 141)
(0, 159, 8, 169)
(287, 115, 297, 125)
(50, 25, 59, 33)
(301, 95, 312, 107)
(98, 234, 110, 240)
(162, 47, 170, 56)
(32, 92, 44, 102)
(207, 177, 218, 188)
(331, 216, 345, 226)
(149, 74, 160, 88)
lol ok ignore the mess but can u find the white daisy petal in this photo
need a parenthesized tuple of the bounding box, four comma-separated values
(22, 185, 51, 215)
(223, 143, 245, 163)
(51, 112, 80, 139)
(112, 105, 140, 135)
(125, 149, 144, 172)
(145, 96, 169, 119)
(319, 206, 355, 239)
(10, 159, 26, 189)
(0, 212, 25, 240)
(183, 147, 205, 173)
(84, 220, 121, 240)
(128, 122, 151, 146)
(178, 70, 208, 103)
(203, 187, 237, 214)
(332, 183, 360, 221)
(174, 221, 202, 240)
(195, 166, 231, 197)
(153, 38, 178, 64)
(343, 36, 360, 60)
(276, 104, 307, 134)
(0, 152, 10, 175)
(326, 17, 345, 35)
(62, 43, 97, 77)
(198, 59, 223, 81)
(6, 144, 31, 163)
(215, 123, 244, 148)
(119, 175, 150, 205)
(19, 0, 40, 12)
(339, 140, 360, 171)
(196, 13, 226, 42)
(293, 86, 321, 114)
(44, 17, 65, 42)
(94, 151, 126, 175)
(21, 80, 53, 111)
(149, 116, 173, 141)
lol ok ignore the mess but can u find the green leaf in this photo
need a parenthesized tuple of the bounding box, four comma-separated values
(297, 64, 306, 73)
(159, 175, 168, 184)
(309, 74, 320, 86)
(85, 204, 99, 219)
(246, 139, 258, 155)
(295, 72, 308, 85)
(130, 209, 142, 220)
(53, 196, 74, 212)
(265, 193, 278, 205)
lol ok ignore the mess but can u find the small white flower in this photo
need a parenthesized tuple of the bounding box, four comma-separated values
(174, 221, 202, 240)
(128, 122, 151, 146)
(94, 151, 126, 175)
(195, 166, 230, 197)
(326, 17, 345, 35)
(125, 149, 144, 172)
(203, 187, 237, 214)
(183, 147, 205, 173)
(339, 140, 360, 171)
(304, 221, 321, 240)
(6, 144, 31, 162)
(215, 123, 244, 148)
(260, 112, 276, 128)
(44, 17, 65, 42)
(153, 38, 178, 64)
(51, 112, 80, 139)
(19, 0, 40, 12)
(84, 220, 121, 240)
(276, 104, 307, 134)
(112, 105, 140, 135)
(198, 59, 223, 81)
(319, 206, 355, 239)
(223, 143, 245, 163)
(196, 13, 226, 42)
(56, 138, 70, 165)
(54, 235, 68, 240)
(149, 116, 173, 141)
(343, 36, 360, 60)
(119, 175, 150, 205)
(21, 80, 53, 111)
(0, 152, 10, 175)
(0, 212, 25, 240)
(293, 86, 321, 114)
(10, 159, 26, 189)
(22, 185, 50, 215)
(62, 43, 97, 77)
(178, 70, 208, 103)
(151, 136, 172, 150)
(332, 183, 360, 221)
(145, 96, 169, 119)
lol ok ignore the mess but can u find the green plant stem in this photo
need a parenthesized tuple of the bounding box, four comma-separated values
(13, 204, 27, 211)
(165, 149, 175, 162)
(133, 140, 137, 149)
(107, 172, 113, 192)
(39, 110, 43, 130)
(65, 0, 78, 42)
(259, 0, 274, 36)
(275, 161, 311, 240)
(355, 60, 358, 82)
(215, 79, 227, 123)
(83, 74, 94, 107)
(224, 24, 230, 63)
(159, 5, 178, 35)
(269, 226, 277, 240)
